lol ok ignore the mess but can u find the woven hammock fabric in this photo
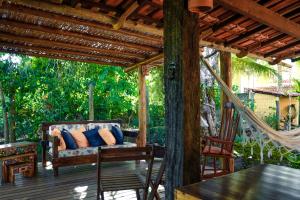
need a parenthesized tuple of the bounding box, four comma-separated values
(201, 57, 300, 151)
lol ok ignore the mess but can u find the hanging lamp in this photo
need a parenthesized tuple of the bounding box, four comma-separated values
(188, 0, 213, 13)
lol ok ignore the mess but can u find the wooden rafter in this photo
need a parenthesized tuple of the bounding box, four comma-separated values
(0, 33, 144, 60)
(215, 0, 300, 39)
(264, 40, 300, 58)
(0, 3, 163, 44)
(4, 0, 163, 37)
(247, 33, 288, 52)
(113, 1, 140, 30)
(47, 0, 63, 4)
(125, 53, 163, 72)
(0, 42, 135, 64)
(199, 40, 292, 68)
(0, 48, 127, 66)
(225, 6, 300, 46)
(0, 18, 159, 53)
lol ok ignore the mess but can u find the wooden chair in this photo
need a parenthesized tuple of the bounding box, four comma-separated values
(96, 146, 154, 200)
(202, 102, 240, 179)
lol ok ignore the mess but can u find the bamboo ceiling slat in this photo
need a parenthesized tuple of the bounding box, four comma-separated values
(0, 4, 163, 47)
(0, 21, 156, 57)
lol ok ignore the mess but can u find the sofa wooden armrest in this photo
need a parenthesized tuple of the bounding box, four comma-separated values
(121, 129, 139, 138)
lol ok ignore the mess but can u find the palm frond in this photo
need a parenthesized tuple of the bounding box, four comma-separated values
(232, 55, 278, 77)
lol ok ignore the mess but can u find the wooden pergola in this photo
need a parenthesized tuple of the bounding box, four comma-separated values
(0, 0, 299, 199)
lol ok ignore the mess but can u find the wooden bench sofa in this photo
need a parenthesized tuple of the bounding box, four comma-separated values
(41, 120, 139, 176)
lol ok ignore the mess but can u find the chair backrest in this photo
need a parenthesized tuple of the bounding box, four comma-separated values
(98, 146, 153, 162)
(219, 102, 240, 150)
(97, 146, 154, 194)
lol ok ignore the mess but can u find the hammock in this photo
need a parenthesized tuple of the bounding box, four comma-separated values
(201, 57, 300, 151)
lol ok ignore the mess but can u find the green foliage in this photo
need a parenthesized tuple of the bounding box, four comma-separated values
(0, 54, 139, 141)
(232, 55, 278, 77)
(147, 67, 165, 145)
(263, 108, 278, 130)
(293, 79, 300, 93)
(234, 142, 300, 169)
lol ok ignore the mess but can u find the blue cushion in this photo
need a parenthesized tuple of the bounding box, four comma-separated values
(83, 128, 105, 147)
(111, 126, 124, 144)
(61, 129, 78, 149)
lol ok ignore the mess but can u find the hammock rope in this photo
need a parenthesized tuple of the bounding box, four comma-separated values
(201, 56, 300, 151)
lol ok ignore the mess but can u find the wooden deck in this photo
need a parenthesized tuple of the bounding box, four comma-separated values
(0, 161, 165, 200)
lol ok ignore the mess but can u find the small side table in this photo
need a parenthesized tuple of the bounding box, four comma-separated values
(0, 142, 37, 184)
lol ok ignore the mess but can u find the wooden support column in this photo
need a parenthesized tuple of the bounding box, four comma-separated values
(164, 1, 201, 199)
(220, 51, 232, 104)
(137, 65, 147, 147)
(220, 51, 233, 172)
(89, 83, 95, 120)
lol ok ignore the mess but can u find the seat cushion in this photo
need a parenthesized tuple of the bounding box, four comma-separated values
(61, 129, 78, 150)
(203, 146, 232, 156)
(111, 126, 124, 144)
(70, 126, 89, 148)
(83, 128, 105, 147)
(49, 142, 136, 158)
(99, 128, 116, 145)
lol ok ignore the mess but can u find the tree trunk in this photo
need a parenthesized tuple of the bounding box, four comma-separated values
(164, 1, 201, 199)
(137, 66, 147, 147)
(0, 83, 9, 143)
(9, 93, 16, 142)
(89, 83, 95, 120)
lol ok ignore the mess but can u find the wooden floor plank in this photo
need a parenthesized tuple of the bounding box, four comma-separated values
(0, 161, 165, 200)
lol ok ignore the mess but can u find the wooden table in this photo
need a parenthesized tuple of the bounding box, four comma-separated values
(176, 164, 300, 200)
(0, 142, 37, 183)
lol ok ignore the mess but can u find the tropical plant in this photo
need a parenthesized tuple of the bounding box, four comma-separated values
(232, 55, 278, 77)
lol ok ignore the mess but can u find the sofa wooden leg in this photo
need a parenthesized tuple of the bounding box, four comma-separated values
(41, 140, 47, 168)
(53, 167, 58, 176)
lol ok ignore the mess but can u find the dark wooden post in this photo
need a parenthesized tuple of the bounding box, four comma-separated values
(137, 65, 147, 147)
(220, 51, 232, 104)
(164, 1, 201, 199)
(220, 51, 234, 172)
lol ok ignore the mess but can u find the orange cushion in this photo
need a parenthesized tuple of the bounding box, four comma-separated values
(203, 146, 231, 156)
(99, 128, 116, 145)
(70, 126, 89, 148)
(51, 128, 66, 151)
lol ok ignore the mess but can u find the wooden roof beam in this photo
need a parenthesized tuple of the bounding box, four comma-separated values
(125, 53, 163, 72)
(0, 17, 159, 53)
(247, 33, 287, 52)
(0, 42, 135, 65)
(0, 3, 162, 45)
(0, 33, 144, 60)
(264, 40, 300, 58)
(225, 6, 300, 46)
(215, 0, 300, 39)
(0, 48, 127, 67)
(199, 40, 292, 68)
(5, 0, 163, 37)
(46, 0, 63, 4)
(113, 1, 140, 30)
(201, 0, 292, 37)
